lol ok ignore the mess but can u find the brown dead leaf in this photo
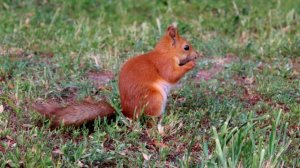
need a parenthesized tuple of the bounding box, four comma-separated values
(87, 70, 114, 89)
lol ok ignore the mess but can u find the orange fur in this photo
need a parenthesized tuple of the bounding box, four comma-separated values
(33, 100, 115, 127)
(119, 25, 200, 119)
(33, 25, 201, 127)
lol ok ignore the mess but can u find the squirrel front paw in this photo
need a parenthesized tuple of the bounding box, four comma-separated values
(184, 60, 196, 70)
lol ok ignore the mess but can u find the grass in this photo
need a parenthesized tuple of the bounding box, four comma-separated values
(0, 0, 299, 167)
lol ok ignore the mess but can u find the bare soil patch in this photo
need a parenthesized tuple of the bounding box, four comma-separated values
(195, 54, 238, 81)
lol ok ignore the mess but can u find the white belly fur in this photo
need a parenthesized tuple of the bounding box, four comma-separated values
(154, 80, 173, 115)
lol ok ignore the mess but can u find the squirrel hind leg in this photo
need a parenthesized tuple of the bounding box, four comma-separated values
(121, 90, 165, 119)
(144, 91, 165, 117)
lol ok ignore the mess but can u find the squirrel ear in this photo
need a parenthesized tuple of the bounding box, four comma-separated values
(167, 25, 177, 39)
(167, 25, 177, 46)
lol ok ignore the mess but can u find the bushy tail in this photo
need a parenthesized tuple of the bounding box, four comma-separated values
(32, 101, 61, 118)
(32, 100, 115, 127)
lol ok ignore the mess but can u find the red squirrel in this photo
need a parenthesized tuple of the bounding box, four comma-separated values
(33, 25, 201, 127)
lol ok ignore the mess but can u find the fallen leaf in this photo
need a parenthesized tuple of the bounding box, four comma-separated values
(177, 97, 186, 104)
(5, 160, 13, 167)
(77, 161, 84, 167)
(158, 123, 165, 136)
(52, 148, 63, 155)
(142, 153, 151, 161)
(25, 17, 30, 27)
(5, 136, 14, 141)
(0, 105, 3, 113)
(22, 124, 33, 128)
(118, 150, 127, 156)
(11, 143, 16, 148)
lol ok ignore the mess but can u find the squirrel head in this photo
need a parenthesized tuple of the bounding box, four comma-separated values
(155, 24, 201, 66)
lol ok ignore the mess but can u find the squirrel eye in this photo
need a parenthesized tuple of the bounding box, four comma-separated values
(184, 45, 189, 51)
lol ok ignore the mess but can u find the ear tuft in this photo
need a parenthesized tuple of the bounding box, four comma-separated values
(167, 25, 177, 39)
